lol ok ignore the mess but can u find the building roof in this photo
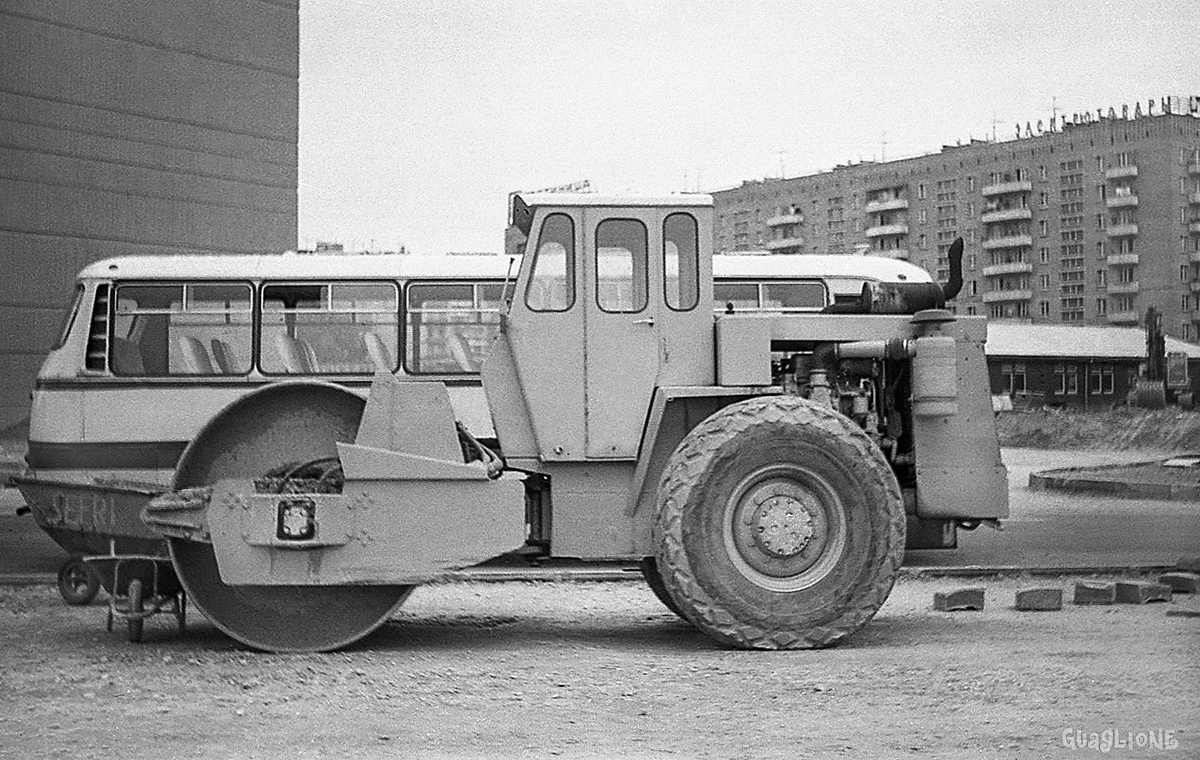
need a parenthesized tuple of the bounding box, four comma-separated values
(986, 322, 1200, 360)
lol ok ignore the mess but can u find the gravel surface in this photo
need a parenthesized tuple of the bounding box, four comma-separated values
(2, 576, 1197, 759)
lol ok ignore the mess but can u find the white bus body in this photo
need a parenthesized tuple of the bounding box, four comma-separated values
(27, 250, 932, 485)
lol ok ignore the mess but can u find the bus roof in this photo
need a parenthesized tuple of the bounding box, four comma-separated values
(77, 253, 517, 281)
(77, 250, 931, 285)
(712, 253, 932, 283)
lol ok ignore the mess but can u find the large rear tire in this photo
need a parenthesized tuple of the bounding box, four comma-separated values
(653, 396, 904, 649)
(168, 382, 415, 653)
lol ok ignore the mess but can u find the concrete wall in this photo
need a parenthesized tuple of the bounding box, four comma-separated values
(0, 0, 299, 429)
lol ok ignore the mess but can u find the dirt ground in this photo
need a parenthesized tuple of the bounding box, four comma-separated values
(1, 576, 1196, 759)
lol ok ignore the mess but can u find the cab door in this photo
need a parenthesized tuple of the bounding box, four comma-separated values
(583, 208, 660, 458)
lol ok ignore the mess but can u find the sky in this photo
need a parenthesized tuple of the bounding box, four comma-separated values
(297, 0, 1198, 254)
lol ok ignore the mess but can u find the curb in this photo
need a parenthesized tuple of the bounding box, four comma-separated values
(1029, 470, 1200, 500)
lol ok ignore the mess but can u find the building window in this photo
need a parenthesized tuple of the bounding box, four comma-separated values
(1054, 364, 1079, 395)
(1039, 220, 1048, 236)
(1001, 363, 1027, 395)
(1040, 300, 1051, 317)
(1097, 298, 1107, 315)
(1097, 241, 1106, 259)
(918, 183, 926, 200)
(1088, 365, 1115, 394)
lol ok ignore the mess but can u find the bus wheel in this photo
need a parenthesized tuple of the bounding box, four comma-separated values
(653, 396, 905, 649)
(168, 382, 415, 653)
(57, 558, 101, 606)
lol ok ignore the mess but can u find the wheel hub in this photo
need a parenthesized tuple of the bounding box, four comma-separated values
(724, 465, 847, 592)
(751, 495, 815, 557)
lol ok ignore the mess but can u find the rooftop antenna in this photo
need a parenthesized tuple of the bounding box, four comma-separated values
(879, 132, 889, 162)
(776, 149, 788, 178)
(1051, 96, 1059, 130)
(990, 112, 1004, 142)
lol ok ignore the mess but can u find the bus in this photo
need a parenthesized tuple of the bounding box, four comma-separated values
(25, 249, 933, 486)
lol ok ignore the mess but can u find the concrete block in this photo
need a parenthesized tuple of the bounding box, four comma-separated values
(933, 587, 985, 611)
(1157, 572, 1200, 594)
(1073, 581, 1116, 605)
(1165, 608, 1200, 618)
(1174, 557, 1200, 573)
(1114, 581, 1172, 604)
(1015, 587, 1063, 611)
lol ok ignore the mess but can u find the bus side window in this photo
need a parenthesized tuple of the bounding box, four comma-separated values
(111, 283, 252, 376)
(406, 282, 501, 374)
(261, 282, 397, 375)
(713, 282, 758, 313)
(760, 281, 827, 311)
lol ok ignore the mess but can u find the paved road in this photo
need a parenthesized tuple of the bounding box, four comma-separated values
(907, 448, 1200, 568)
(3, 448, 1198, 581)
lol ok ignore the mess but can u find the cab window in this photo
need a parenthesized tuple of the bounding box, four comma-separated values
(596, 218, 648, 313)
(663, 213, 699, 311)
(526, 214, 575, 312)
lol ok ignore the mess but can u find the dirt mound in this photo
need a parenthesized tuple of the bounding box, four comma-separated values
(997, 407, 1200, 451)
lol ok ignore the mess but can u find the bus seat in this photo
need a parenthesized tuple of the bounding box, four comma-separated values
(363, 333, 393, 372)
(300, 340, 321, 373)
(110, 337, 146, 376)
(274, 334, 320, 373)
(210, 339, 235, 374)
(275, 334, 310, 373)
(179, 336, 215, 374)
(448, 332, 476, 372)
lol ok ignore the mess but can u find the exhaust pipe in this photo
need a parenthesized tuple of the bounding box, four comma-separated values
(825, 237, 965, 315)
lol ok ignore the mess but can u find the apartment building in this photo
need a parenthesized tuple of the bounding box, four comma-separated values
(712, 107, 1200, 341)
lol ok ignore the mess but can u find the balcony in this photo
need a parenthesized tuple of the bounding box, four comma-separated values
(1104, 165, 1139, 180)
(1190, 251, 1200, 265)
(765, 213, 804, 227)
(1189, 192, 1200, 206)
(1107, 310, 1140, 325)
(981, 180, 1032, 197)
(1106, 195, 1139, 209)
(864, 197, 908, 213)
(1107, 281, 1139, 295)
(1106, 253, 1140, 266)
(1190, 221, 1200, 234)
(1189, 161, 1200, 175)
(764, 236, 805, 251)
(982, 261, 1033, 277)
(865, 223, 909, 238)
(981, 207, 1032, 224)
(982, 289, 1033, 303)
(981, 234, 1033, 250)
(1106, 223, 1139, 237)
(1190, 280, 1200, 292)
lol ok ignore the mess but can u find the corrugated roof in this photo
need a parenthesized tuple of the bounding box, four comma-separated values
(985, 322, 1200, 360)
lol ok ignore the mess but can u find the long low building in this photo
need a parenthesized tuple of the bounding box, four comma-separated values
(985, 322, 1200, 407)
